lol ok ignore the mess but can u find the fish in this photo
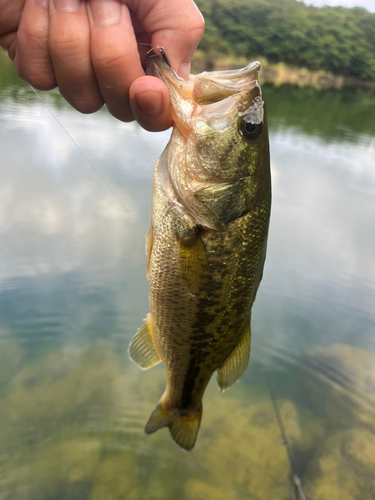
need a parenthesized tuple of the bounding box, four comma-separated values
(129, 49, 271, 451)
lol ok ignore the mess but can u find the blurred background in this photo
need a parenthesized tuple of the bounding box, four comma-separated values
(0, 1, 374, 499)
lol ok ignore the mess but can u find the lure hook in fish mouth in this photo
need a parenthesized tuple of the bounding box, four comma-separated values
(156, 46, 172, 68)
(145, 45, 172, 67)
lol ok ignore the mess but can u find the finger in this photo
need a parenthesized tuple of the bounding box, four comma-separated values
(137, 0, 205, 80)
(87, 0, 144, 122)
(48, 0, 103, 113)
(0, 32, 17, 60)
(0, 0, 26, 36)
(14, 0, 56, 90)
(129, 75, 173, 132)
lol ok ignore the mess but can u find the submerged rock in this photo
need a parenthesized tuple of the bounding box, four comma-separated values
(303, 344, 375, 500)
(304, 428, 375, 500)
(305, 344, 375, 431)
(0, 343, 124, 459)
(90, 453, 141, 500)
(184, 396, 301, 500)
(1, 436, 101, 500)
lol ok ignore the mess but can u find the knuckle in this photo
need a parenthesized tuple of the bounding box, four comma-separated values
(17, 19, 49, 57)
(15, 53, 56, 89)
(0, 31, 17, 52)
(50, 32, 87, 59)
(31, 77, 57, 91)
(93, 50, 125, 73)
(17, 70, 56, 91)
(70, 96, 104, 115)
(8, 39, 17, 61)
(190, 10, 205, 32)
(19, 22, 48, 45)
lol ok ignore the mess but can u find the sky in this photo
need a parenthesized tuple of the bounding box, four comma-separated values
(302, 0, 375, 12)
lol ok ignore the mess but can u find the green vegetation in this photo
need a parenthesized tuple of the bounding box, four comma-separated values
(194, 0, 375, 81)
(0, 50, 23, 93)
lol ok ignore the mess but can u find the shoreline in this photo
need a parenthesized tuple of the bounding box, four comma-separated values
(191, 51, 375, 91)
(2, 48, 375, 92)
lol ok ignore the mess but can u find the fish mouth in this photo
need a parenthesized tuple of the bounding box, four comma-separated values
(146, 48, 195, 100)
(146, 48, 262, 135)
(146, 49, 195, 136)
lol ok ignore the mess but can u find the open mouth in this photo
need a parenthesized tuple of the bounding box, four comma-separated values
(146, 48, 262, 137)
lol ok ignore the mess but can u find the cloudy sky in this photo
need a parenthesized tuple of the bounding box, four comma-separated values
(302, 0, 375, 11)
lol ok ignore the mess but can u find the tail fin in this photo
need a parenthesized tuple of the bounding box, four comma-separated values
(144, 401, 202, 451)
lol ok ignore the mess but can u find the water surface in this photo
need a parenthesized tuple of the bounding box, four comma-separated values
(0, 53, 374, 500)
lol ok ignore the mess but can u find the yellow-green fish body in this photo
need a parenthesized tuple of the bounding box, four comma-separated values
(129, 53, 271, 451)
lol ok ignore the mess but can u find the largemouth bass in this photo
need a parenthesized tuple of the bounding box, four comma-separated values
(129, 50, 271, 451)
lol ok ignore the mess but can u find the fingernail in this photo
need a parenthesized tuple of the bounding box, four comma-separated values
(90, 0, 121, 26)
(35, 0, 48, 7)
(135, 92, 163, 117)
(178, 63, 190, 81)
(53, 0, 80, 12)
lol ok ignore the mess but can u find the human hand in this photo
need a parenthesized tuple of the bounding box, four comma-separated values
(0, 0, 204, 131)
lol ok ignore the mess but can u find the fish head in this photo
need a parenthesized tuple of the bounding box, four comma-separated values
(147, 52, 269, 184)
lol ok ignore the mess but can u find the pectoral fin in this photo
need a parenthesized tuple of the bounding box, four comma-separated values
(195, 178, 256, 225)
(216, 324, 251, 391)
(129, 314, 161, 369)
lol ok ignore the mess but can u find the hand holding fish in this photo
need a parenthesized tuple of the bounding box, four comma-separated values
(0, 0, 204, 131)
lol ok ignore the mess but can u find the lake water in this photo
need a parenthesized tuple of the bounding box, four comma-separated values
(0, 52, 374, 500)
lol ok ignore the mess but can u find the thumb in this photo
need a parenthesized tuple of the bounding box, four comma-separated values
(138, 0, 204, 80)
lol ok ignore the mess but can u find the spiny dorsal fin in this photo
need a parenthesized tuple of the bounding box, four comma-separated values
(128, 314, 161, 369)
(217, 323, 251, 392)
(145, 400, 202, 452)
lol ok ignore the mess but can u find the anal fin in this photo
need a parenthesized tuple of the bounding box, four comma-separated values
(129, 314, 161, 369)
(217, 323, 251, 392)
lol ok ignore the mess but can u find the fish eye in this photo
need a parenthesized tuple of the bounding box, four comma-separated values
(239, 119, 263, 140)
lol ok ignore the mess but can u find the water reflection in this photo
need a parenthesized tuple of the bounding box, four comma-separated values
(264, 83, 375, 142)
(0, 54, 375, 499)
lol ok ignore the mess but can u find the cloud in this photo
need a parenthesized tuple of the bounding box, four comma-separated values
(302, 0, 375, 12)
